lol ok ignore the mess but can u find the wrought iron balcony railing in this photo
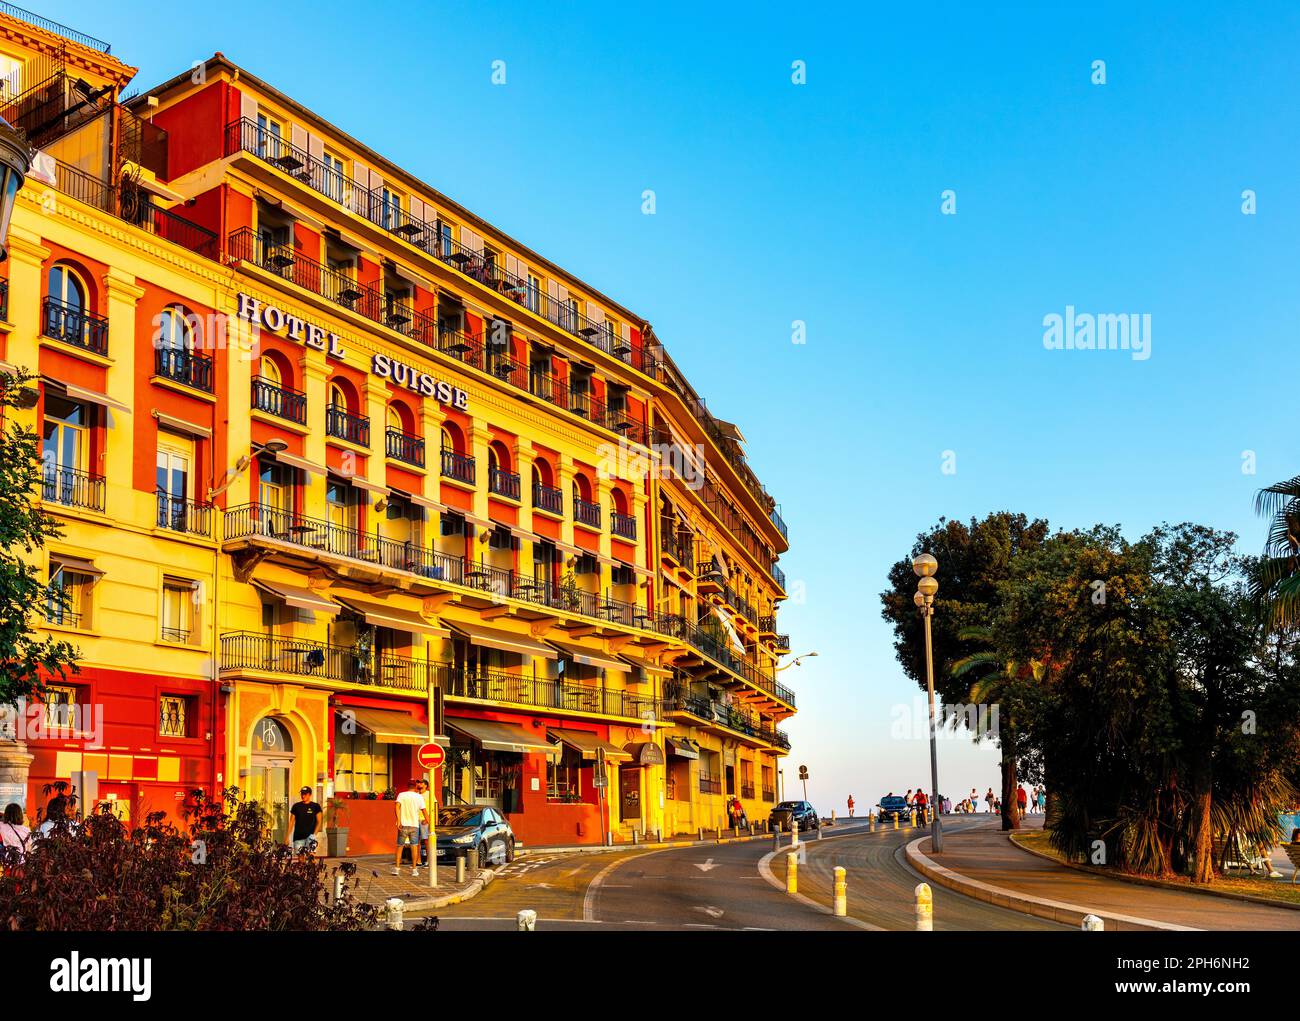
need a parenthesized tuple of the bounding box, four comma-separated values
(440, 447, 476, 485)
(385, 427, 425, 467)
(533, 481, 563, 515)
(42, 464, 105, 512)
(488, 467, 521, 500)
(611, 510, 637, 540)
(326, 404, 370, 446)
(659, 614, 795, 709)
(42, 296, 108, 355)
(664, 686, 790, 749)
(156, 493, 213, 536)
(445, 667, 662, 721)
(155, 346, 214, 392)
(660, 528, 695, 571)
(573, 495, 601, 529)
(220, 630, 449, 693)
(251, 376, 307, 424)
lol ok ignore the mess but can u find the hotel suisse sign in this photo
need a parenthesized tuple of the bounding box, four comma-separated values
(236, 292, 468, 410)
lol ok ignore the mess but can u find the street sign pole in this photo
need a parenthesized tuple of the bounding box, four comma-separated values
(427, 655, 437, 889)
(416, 740, 446, 889)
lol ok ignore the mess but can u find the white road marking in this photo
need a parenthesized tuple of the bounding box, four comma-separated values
(694, 858, 720, 872)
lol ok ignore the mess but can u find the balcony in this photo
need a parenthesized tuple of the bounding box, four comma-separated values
(0, 279, 8, 321)
(533, 481, 562, 516)
(227, 228, 435, 344)
(440, 447, 476, 485)
(446, 667, 662, 722)
(660, 529, 694, 572)
(611, 511, 637, 541)
(225, 117, 659, 376)
(488, 467, 521, 500)
(42, 465, 105, 512)
(757, 615, 777, 635)
(0, 3, 112, 52)
(220, 631, 447, 693)
(526, 369, 648, 445)
(251, 377, 307, 425)
(386, 427, 425, 467)
(436, 326, 521, 383)
(574, 496, 601, 530)
(42, 296, 108, 356)
(741, 783, 755, 799)
(664, 686, 791, 750)
(659, 613, 796, 710)
(762, 787, 776, 802)
(699, 773, 722, 795)
(774, 634, 791, 654)
(155, 347, 213, 393)
(156, 493, 213, 536)
(326, 405, 370, 447)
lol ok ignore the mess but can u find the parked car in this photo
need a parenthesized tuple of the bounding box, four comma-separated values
(435, 805, 515, 865)
(877, 795, 909, 821)
(769, 800, 820, 832)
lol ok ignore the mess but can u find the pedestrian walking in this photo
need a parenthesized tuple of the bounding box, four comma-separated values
(286, 786, 322, 854)
(904, 789, 914, 807)
(1016, 784, 1028, 820)
(0, 803, 31, 864)
(393, 779, 428, 877)
(416, 778, 432, 867)
(970, 788, 978, 813)
(847, 794, 855, 818)
(985, 788, 995, 813)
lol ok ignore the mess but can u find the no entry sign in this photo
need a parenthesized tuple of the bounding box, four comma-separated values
(416, 743, 445, 770)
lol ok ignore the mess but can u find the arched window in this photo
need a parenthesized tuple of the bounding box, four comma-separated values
(440, 424, 460, 454)
(387, 404, 404, 435)
(47, 262, 87, 311)
(157, 304, 194, 353)
(259, 355, 282, 387)
(251, 716, 293, 753)
(328, 382, 348, 411)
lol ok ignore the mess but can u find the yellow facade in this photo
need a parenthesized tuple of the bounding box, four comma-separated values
(0, 7, 792, 847)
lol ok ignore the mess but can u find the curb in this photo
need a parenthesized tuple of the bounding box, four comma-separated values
(523, 824, 869, 857)
(389, 867, 495, 913)
(1009, 832, 1300, 913)
(904, 836, 1199, 932)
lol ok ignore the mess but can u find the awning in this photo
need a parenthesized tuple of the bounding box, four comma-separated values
(391, 261, 433, 291)
(345, 707, 440, 746)
(548, 729, 632, 762)
(547, 640, 627, 673)
(447, 620, 558, 660)
(50, 554, 103, 578)
(393, 488, 444, 512)
(711, 605, 745, 654)
(447, 717, 558, 757)
(618, 650, 672, 679)
(43, 378, 130, 415)
(623, 741, 665, 766)
(152, 410, 211, 440)
(348, 476, 388, 495)
(666, 737, 700, 760)
(251, 578, 340, 617)
(273, 449, 328, 477)
(334, 596, 449, 638)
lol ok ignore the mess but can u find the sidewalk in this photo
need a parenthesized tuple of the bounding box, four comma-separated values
(910, 824, 1300, 931)
(328, 854, 492, 912)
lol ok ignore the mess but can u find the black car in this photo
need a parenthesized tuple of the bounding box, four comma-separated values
(877, 795, 909, 821)
(435, 806, 516, 866)
(768, 800, 820, 832)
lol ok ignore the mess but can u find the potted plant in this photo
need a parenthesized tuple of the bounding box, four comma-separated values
(324, 798, 350, 857)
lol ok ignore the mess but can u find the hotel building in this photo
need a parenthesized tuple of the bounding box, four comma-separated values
(0, 5, 794, 850)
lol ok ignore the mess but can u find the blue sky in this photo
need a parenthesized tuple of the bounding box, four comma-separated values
(58, 0, 1297, 809)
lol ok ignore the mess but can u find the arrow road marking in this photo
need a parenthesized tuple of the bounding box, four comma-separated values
(694, 859, 719, 872)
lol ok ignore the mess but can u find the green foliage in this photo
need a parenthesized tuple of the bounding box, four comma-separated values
(0, 368, 78, 705)
(1251, 474, 1300, 629)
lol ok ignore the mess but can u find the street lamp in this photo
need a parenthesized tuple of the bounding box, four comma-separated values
(0, 113, 33, 261)
(912, 553, 943, 852)
(775, 651, 818, 672)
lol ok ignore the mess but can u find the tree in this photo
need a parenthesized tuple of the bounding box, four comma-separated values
(880, 512, 1050, 829)
(0, 368, 78, 705)
(1251, 474, 1300, 628)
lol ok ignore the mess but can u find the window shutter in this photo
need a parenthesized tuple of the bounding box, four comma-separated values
(307, 133, 325, 163)
(291, 124, 308, 154)
(551, 280, 568, 304)
(240, 92, 258, 124)
(588, 303, 605, 328)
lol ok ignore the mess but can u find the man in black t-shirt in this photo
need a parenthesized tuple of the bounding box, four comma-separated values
(286, 786, 323, 855)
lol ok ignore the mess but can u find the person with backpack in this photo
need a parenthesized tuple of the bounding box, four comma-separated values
(0, 803, 30, 863)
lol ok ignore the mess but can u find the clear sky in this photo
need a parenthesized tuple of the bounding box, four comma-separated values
(56, 0, 1297, 811)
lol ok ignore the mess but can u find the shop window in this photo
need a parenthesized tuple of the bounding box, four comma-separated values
(547, 744, 583, 802)
(473, 754, 501, 801)
(333, 715, 391, 794)
(159, 694, 193, 738)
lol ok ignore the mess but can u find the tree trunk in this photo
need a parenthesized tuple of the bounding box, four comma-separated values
(1190, 786, 1214, 884)
(1000, 726, 1020, 831)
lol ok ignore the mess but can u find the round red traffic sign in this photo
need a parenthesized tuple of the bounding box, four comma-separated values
(416, 743, 445, 770)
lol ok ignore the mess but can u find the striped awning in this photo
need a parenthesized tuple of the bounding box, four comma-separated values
(447, 717, 558, 757)
(251, 578, 339, 616)
(447, 620, 558, 660)
(334, 596, 449, 638)
(548, 728, 632, 762)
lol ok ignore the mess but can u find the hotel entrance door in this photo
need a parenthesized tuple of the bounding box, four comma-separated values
(249, 717, 295, 839)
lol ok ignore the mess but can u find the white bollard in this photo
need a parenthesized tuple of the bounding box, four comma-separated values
(914, 883, 933, 931)
(791, 824, 799, 849)
(1081, 914, 1103, 931)
(833, 866, 847, 916)
(332, 872, 345, 903)
(384, 897, 405, 930)
(517, 909, 537, 931)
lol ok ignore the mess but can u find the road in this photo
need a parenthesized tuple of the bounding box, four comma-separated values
(422, 815, 1066, 931)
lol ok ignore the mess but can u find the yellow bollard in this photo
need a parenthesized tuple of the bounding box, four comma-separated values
(915, 882, 933, 931)
(893, 812, 898, 830)
(786, 851, 798, 894)
(909, 809, 916, 828)
(870, 812, 876, 832)
(833, 866, 847, 916)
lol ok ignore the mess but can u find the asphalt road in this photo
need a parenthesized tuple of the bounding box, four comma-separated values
(424, 816, 1068, 931)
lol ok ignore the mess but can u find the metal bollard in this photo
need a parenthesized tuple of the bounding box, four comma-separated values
(791, 823, 799, 848)
(773, 827, 781, 850)
(817, 819, 824, 840)
(786, 851, 798, 894)
(333, 872, 345, 903)
(748, 822, 754, 836)
(833, 866, 847, 916)
(456, 856, 466, 884)
(914, 883, 933, 931)
(715, 827, 722, 841)
(1081, 914, 1104, 931)
(698, 827, 704, 841)
(467, 847, 479, 871)
(831, 810, 836, 825)
(632, 829, 639, 845)
(384, 897, 405, 930)
(517, 909, 537, 931)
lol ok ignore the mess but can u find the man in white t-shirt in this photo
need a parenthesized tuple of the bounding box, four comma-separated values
(393, 779, 428, 877)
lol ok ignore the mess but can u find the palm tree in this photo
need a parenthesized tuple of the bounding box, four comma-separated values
(950, 625, 1044, 831)
(1251, 474, 1300, 628)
